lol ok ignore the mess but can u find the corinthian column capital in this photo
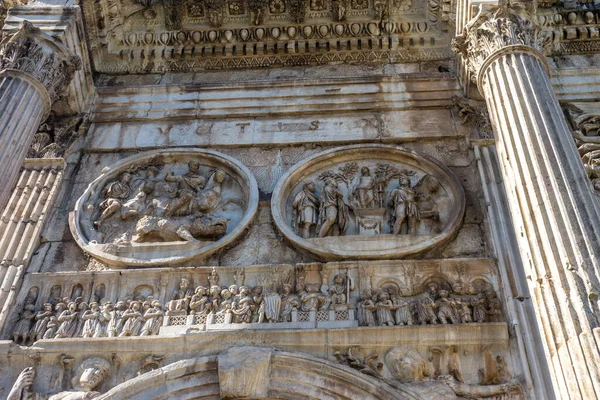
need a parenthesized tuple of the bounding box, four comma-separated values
(452, 0, 547, 89)
(0, 20, 81, 106)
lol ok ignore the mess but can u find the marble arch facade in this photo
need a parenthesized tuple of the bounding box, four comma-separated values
(0, 0, 600, 398)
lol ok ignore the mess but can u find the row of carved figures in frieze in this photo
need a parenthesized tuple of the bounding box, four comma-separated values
(10, 295, 164, 344)
(357, 282, 502, 327)
(10, 267, 503, 344)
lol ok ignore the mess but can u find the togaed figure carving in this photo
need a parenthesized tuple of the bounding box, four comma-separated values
(8, 357, 111, 400)
(318, 178, 350, 237)
(357, 290, 376, 326)
(279, 284, 300, 322)
(329, 273, 354, 306)
(166, 278, 194, 316)
(300, 283, 330, 311)
(292, 181, 319, 239)
(388, 176, 420, 235)
(351, 167, 376, 209)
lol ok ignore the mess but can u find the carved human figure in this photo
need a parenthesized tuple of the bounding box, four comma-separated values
(8, 357, 111, 400)
(31, 302, 53, 342)
(189, 286, 211, 315)
(376, 291, 395, 326)
(119, 301, 145, 337)
(164, 161, 207, 216)
(95, 302, 113, 337)
(208, 267, 220, 286)
(167, 278, 193, 316)
(108, 301, 127, 337)
(385, 346, 433, 383)
(81, 302, 101, 338)
(415, 293, 438, 325)
(415, 175, 440, 233)
(217, 288, 234, 324)
(229, 284, 240, 303)
(292, 181, 320, 239)
(318, 177, 350, 237)
(251, 286, 265, 323)
(300, 284, 327, 312)
(120, 183, 153, 220)
(472, 292, 488, 323)
(165, 160, 206, 193)
(195, 169, 227, 213)
(388, 176, 420, 235)
(352, 167, 376, 209)
(279, 284, 300, 322)
(357, 290, 377, 327)
(232, 286, 255, 323)
(43, 316, 59, 339)
(436, 290, 459, 324)
(140, 301, 164, 336)
(209, 285, 222, 311)
(486, 292, 503, 322)
(329, 273, 353, 306)
(234, 268, 245, 287)
(12, 299, 35, 344)
(55, 301, 80, 339)
(75, 301, 89, 337)
(95, 172, 133, 228)
(394, 298, 413, 326)
(457, 297, 473, 324)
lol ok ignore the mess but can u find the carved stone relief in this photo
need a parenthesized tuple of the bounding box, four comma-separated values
(6, 347, 521, 400)
(69, 149, 258, 266)
(8, 259, 502, 342)
(7, 357, 111, 400)
(272, 145, 465, 259)
(81, 0, 453, 74)
(565, 103, 600, 195)
(0, 21, 81, 104)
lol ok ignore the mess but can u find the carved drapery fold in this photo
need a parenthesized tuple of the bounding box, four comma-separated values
(0, 21, 81, 104)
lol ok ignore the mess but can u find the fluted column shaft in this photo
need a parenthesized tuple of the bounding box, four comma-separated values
(481, 49, 600, 399)
(454, 4, 600, 398)
(0, 21, 80, 211)
(0, 70, 50, 210)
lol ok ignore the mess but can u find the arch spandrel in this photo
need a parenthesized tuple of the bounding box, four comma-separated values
(97, 348, 421, 400)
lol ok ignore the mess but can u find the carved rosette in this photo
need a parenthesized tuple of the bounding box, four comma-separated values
(452, 2, 546, 88)
(0, 21, 81, 104)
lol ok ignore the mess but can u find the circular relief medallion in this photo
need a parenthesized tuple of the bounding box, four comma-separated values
(272, 145, 465, 259)
(70, 149, 258, 267)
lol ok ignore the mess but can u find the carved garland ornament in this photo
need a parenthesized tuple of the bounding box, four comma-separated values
(272, 145, 465, 259)
(0, 21, 81, 104)
(69, 149, 258, 267)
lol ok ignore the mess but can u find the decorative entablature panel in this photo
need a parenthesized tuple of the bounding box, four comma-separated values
(537, 5, 600, 55)
(81, 0, 455, 73)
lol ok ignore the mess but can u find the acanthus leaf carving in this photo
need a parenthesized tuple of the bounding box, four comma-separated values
(0, 21, 81, 103)
(452, 0, 547, 84)
(451, 95, 493, 140)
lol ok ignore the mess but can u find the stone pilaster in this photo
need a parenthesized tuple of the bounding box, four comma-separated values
(0, 21, 80, 211)
(0, 158, 65, 333)
(455, 3, 600, 399)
